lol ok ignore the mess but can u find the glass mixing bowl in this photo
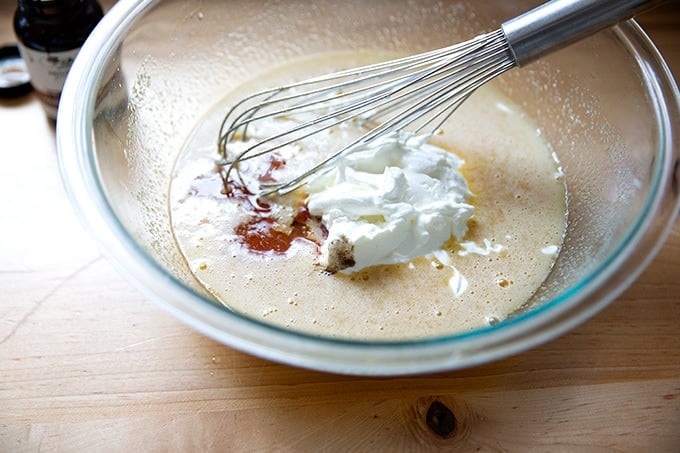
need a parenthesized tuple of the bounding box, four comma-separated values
(57, 0, 679, 375)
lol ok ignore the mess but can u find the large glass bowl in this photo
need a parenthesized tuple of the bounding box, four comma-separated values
(57, 0, 680, 375)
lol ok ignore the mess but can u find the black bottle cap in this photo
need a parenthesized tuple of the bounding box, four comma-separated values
(0, 45, 33, 98)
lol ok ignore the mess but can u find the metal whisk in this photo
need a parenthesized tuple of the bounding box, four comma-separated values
(217, 0, 660, 197)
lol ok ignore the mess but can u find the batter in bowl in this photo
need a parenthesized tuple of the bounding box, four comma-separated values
(169, 52, 567, 340)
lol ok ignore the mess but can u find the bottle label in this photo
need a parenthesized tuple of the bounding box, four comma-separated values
(16, 43, 81, 118)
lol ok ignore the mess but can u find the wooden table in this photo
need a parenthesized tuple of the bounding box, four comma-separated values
(1, 2, 679, 451)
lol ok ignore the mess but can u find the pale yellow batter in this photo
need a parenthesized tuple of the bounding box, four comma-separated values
(169, 53, 567, 340)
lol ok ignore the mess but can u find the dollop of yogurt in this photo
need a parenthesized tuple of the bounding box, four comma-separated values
(305, 132, 474, 273)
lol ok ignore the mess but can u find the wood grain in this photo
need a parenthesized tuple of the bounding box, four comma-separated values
(1, 2, 679, 451)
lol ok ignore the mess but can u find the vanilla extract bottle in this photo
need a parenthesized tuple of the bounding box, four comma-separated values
(14, 0, 103, 119)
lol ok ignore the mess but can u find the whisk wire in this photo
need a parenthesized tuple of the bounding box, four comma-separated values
(219, 30, 506, 146)
(218, 29, 515, 196)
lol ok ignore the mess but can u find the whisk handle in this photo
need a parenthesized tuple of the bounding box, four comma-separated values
(502, 0, 664, 67)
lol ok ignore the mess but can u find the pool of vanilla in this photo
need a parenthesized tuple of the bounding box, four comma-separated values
(169, 52, 567, 340)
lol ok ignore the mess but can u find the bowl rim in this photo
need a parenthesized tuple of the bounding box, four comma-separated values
(57, 0, 680, 376)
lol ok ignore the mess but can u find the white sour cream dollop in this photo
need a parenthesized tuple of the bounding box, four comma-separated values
(305, 132, 474, 273)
